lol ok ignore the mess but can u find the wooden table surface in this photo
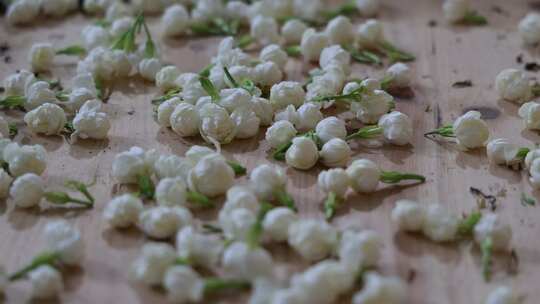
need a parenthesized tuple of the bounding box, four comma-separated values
(1, 0, 539, 303)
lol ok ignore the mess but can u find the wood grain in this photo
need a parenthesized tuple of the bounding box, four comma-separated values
(0, 0, 539, 303)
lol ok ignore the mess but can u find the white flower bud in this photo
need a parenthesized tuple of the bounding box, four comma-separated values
(355, 0, 379, 17)
(44, 220, 84, 265)
(443, 0, 469, 23)
(156, 65, 180, 92)
(518, 101, 540, 130)
(157, 97, 182, 128)
(188, 153, 235, 197)
(7, 0, 40, 25)
(139, 206, 193, 239)
(325, 16, 354, 46)
(225, 1, 250, 22)
(530, 158, 540, 188)
(109, 49, 131, 78)
(29, 265, 63, 299)
(296, 103, 323, 131)
(219, 88, 252, 113)
(519, 13, 540, 45)
(153, 154, 192, 181)
(338, 230, 382, 271)
(168, 102, 200, 137)
(265, 120, 297, 149)
(220, 186, 259, 221)
(29, 43, 55, 72)
(485, 286, 518, 304)
(254, 61, 283, 87)
(353, 89, 394, 124)
(156, 177, 189, 207)
(422, 205, 459, 242)
(232, 107, 261, 139)
(219, 207, 256, 241)
(356, 19, 384, 49)
(300, 29, 329, 62)
(270, 81, 306, 110)
(288, 219, 338, 261)
(385, 62, 411, 88)
(260, 44, 288, 70)
(319, 138, 351, 168)
(72, 99, 111, 141)
(281, 19, 308, 44)
(250, 15, 281, 46)
(4, 142, 47, 177)
(176, 226, 224, 269)
(292, 0, 323, 20)
(318, 168, 350, 197)
(179, 73, 207, 104)
(453, 111, 490, 149)
(185, 145, 215, 164)
(222, 241, 274, 280)
(103, 194, 144, 228)
(391, 199, 425, 232)
(162, 4, 190, 37)
(163, 265, 204, 303)
(10, 173, 44, 208)
(110, 17, 133, 38)
(3, 70, 35, 96)
(66, 88, 96, 113)
(315, 117, 347, 144)
(262, 207, 298, 242)
(198, 103, 236, 144)
(486, 138, 520, 165)
(286, 136, 319, 170)
(26, 81, 56, 111)
(191, 0, 225, 22)
(495, 69, 531, 103)
(112, 146, 154, 184)
(474, 213, 512, 251)
(82, 25, 110, 50)
(346, 159, 380, 193)
(352, 272, 406, 304)
(0, 169, 12, 198)
(24, 103, 67, 135)
(130, 242, 177, 286)
(274, 105, 299, 129)
(250, 97, 274, 126)
(249, 164, 287, 200)
(138, 58, 162, 82)
(378, 111, 413, 145)
(319, 45, 351, 72)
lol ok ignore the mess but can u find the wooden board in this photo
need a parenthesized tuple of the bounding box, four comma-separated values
(0, 0, 539, 303)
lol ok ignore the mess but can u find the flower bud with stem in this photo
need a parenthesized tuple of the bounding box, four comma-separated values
(272, 130, 322, 161)
(246, 202, 274, 248)
(346, 125, 384, 141)
(9, 251, 61, 281)
(44, 179, 95, 208)
(379, 170, 426, 184)
(223, 67, 259, 96)
(324, 191, 339, 220)
(423, 124, 455, 139)
(346, 46, 382, 66)
(481, 237, 493, 281)
(189, 18, 241, 37)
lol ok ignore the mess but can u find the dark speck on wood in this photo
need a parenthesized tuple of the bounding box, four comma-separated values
(452, 80, 473, 88)
(517, 54, 523, 64)
(189, 42, 207, 52)
(387, 87, 415, 100)
(525, 62, 540, 72)
(462, 106, 500, 120)
(434, 104, 442, 128)
(529, 1, 540, 10)
(127, 110, 135, 115)
(428, 20, 437, 27)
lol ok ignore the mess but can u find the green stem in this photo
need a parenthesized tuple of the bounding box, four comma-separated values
(323, 1, 357, 20)
(199, 63, 215, 78)
(203, 278, 250, 294)
(346, 126, 383, 140)
(186, 191, 213, 208)
(223, 67, 239, 88)
(0, 95, 26, 109)
(9, 251, 60, 281)
(44, 191, 94, 208)
(349, 47, 382, 66)
(378, 40, 415, 63)
(423, 125, 455, 138)
(142, 18, 156, 59)
(274, 189, 296, 211)
(380, 171, 426, 184)
(462, 11, 488, 26)
(457, 212, 482, 236)
(481, 237, 493, 281)
(202, 223, 223, 233)
(236, 34, 255, 49)
(247, 202, 274, 248)
(199, 77, 220, 101)
(324, 192, 339, 220)
(56, 45, 87, 56)
(8, 123, 17, 138)
(65, 180, 95, 204)
(272, 141, 293, 161)
(151, 88, 182, 105)
(515, 147, 530, 162)
(227, 160, 246, 176)
(137, 174, 155, 200)
(310, 86, 365, 103)
(174, 257, 191, 265)
(285, 45, 301, 57)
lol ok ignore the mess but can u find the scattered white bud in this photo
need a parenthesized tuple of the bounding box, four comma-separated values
(71, 99, 111, 141)
(198, 103, 236, 144)
(249, 164, 287, 200)
(29, 265, 63, 300)
(156, 177, 189, 207)
(292, 0, 323, 21)
(82, 25, 110, 50)
(176, 226, 224, 269)
(44, 220, 84, 265)
(103, 194, 144, 228)
(519, 13, 540, 45)
(219, 88, 251, 113)
(300, 29, 330, 62)
(319, 45, 351, 73)
(352, 272, 406, 304)
(485, 286, 518, 304)
(443, 0, 469, 23)
(385, 62, 412, 88)
(110, 17, 133, 38)
(474, 213, 512, 251)
(274, 104, 299, 126)
(391, 199, 425, 232)
(130, 242, 177, 286)
(139, 58, 162, 82)
(231, 107, 261, 139)
(378, 111, 413, 146)
(162, 4, 190, 37)
(112, 146, 155, 184)
(10, 173, 44, 208)
(254, 61, 283, 87)
(529, 158, 540, 188)
(156, 65, 180, 92)
(222, 241, 274, 280)
(24, 103, 67, 135)
(3, 70, 35, 96)
(25, 81, 56, 111)
(157, 97, 182, 128)
(355, 0, 379, 17)
(221, 185, 259, 215)
(486, 138, 520, 165)
(3, 142, 47, 177)
(29, 43, 55, 72)
(170, 102, 201, 137)
(285, 136, 319, 170)
(139, 206, 193, 239)
(422, 204, 459, 242)
(250, 97, 274, 126)
(356, 19, 384, 49)
(265, 120, 297, 149)
(518, 101, 540, 130)
(453, 110, 490, 149)
(296, 103, 323, 131)
(319, 138, 351, 168)
(352, 89, 394, 124)
(250, 15, 281, 46)
(325, 16, 354, 46)
(7, 0, 40, 25)
(318, 168, 350, 198)
(260, 44, 288, 70)
(346, 159, 380, 193)
(315, 117, 347, 144)
(225, 1, 250, 22)
(270, 81, 306, 110)
(495, 69, 531, 103)
(281, 19, 308, 44)
(220, 207, 256, 241)
(154, 154, 193, 181)
(163, 265, 204, 303)
(188, 153, 235, 197)
(288, 219, 338, 261)
(262, 207, 298, 242)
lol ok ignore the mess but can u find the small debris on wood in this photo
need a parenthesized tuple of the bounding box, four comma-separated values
(525, 62, 540, 72)
(424, 105, 431, 113)
(0, 42, 9, 55)
(407, 269, 417, 283)
(516, 54, 523, 64)
(520, 193, 536, 207)
(452, 80, 473, 88)
(508, 249, 519, 275)
(529, 1, 540, 10)
(470, 187, 497, 211)
(428, 20, 437, 27)
(3, 56, 11, 64)
(0, 87, 4, 93)
(387, 87, 415, 99)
